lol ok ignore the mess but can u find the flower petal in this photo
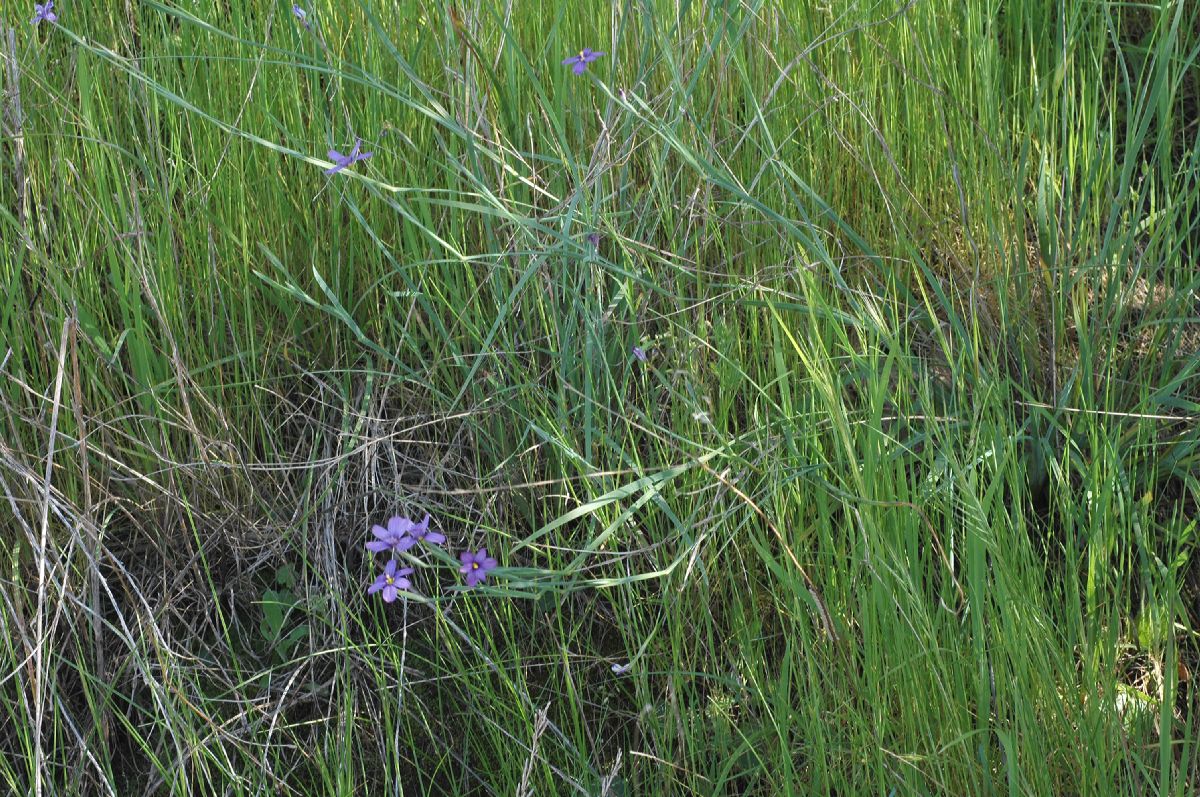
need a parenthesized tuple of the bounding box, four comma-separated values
(382, 584, 397, 602)
(562, 55, 579, 65)
(424, 531, 446, 545)
(573, 61, 587, 75)
(387, 516, 415, 536)
(365, 540, 392, 553)
(371, 524, 392, 540)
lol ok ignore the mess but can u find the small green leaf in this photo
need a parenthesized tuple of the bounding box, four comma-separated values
(275, 564, 297, 589)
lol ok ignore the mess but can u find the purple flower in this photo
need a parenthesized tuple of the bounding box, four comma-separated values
(562, 48, 605, 75)
(31, 2, 57, 24)
(407, 513, 446, 546)
(368, 560, 413, 603)
(632, 346, 647, 362)
(366, 515, 419, 555)
(291, 5, 309, 27)
(459, 548, 498, 588)
(325, 138, 373, 175)
(586, 232, 602, 249)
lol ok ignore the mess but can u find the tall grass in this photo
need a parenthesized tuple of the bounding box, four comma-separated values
(1, 0, 1198, 793)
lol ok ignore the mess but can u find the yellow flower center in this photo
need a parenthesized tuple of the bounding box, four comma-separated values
(579, 51, 586, 60)
(385, 575, 394, 584)
(472, 562, 480, 570)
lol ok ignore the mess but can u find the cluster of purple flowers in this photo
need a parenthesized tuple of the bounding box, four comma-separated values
(366, 513, 498, 603)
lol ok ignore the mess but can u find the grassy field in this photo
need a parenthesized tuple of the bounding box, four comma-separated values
(2, 0, 1199, 793)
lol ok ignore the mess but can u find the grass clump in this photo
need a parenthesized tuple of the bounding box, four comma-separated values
(1, 0, 1198, 794)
